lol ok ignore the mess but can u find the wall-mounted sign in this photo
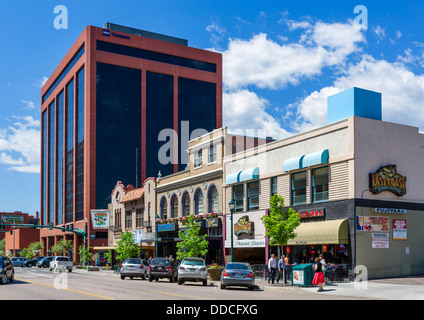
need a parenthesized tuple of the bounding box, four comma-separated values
(372, 208, 407, 214)
(356, 216, 389, 232)
(393, 219, 407, 240)
(225, 238, 265, 248)
(1, 215, 24, 224)
(298, 209, 325, 219)
(158, 223, 176, 232)
(206, 218, 219, 228)
(234, 216, 254, 236)
(90, 210, 110, 229)
(372, 233, 389, 248)
(369, 165, 406, 196)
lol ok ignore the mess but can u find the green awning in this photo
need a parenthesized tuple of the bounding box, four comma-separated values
(287, 219, 349, 245)
(239, 167, 259, 182)
(283, 155, 304, 172)
(225, 171, 242, 185)
(302, 149, 329, 168)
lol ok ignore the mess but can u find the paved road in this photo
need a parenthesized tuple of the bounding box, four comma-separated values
(2, 267, 364, 301)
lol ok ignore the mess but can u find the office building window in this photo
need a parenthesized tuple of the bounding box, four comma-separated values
(42, 111, 47, 225)
(65, 79, 74, 223)
(56, 91, 64, 225)
(312, 167, 329, 202)
(233, 184, 244, 212)
(291, 171, 307, 205)
(247, 181, 259, 211)
(271, 177, 278, 197)
(194, 149, 202, 168)
(48, 101, 55, 224)
(182, 192, 190, 217)
(75, 67, 85, 221)
(195, 189, 204, 215)
(208, 185, 219, 213)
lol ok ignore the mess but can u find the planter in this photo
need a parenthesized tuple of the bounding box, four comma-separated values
(87, 266, 100, 271)
(207, 268, 222, 281)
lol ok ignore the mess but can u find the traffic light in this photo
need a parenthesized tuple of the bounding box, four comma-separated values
(10, 228, 13, 235)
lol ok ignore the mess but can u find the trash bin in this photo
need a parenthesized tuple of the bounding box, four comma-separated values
(291, 264, 313, 287)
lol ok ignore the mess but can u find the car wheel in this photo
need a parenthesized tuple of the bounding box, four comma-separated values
(130, 277, 134, 280)
(121, 276, 125, 280)
(177, 278, 184, 285)
(49, 268, 52, 271)
(9, 272, 14, 283)
(202, 279, 207, 286)
(68, 268, 72, 273)
(1, 273, 8, 285)
(142, 272, 146, 280)
(169, 276, 174, 283)
(28, 263, 32, 268)
(220, 282, 226, 290)
(149, 276, 153, 282)
(248, 285, 254, 291)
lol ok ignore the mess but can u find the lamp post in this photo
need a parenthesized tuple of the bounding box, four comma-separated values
(228, 199, 236, 263)
(155, 213, 160, 257)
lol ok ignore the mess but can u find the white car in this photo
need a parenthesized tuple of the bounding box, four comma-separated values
(177, 257, 207, 286)
(49, 256, 73, 272)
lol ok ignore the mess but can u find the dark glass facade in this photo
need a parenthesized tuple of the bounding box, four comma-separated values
(56, 91, 64, 225)
(96, 62, 141, 209)
(65, 79, 74, 223)
(42, 111, 47, 225)
(178, 77, 216, 171)
(48, 102, 55, 224)
(76, 68, 85, 221)
(146, 71, 174, 177)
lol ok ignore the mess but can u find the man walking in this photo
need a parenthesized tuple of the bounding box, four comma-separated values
(268, 254, 277, 284)
(277, 255, 286, 284)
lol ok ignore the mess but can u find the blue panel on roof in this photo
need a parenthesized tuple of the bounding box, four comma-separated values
(226, 171, 241, 185)
(283, 155, 305, 172)
(302, 149, 329, 168)
(239, 167, 260, 182)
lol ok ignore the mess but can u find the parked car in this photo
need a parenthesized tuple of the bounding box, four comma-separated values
(23, 256, 44, 268)
(220, 262, 255, 290)
(49, 256, 73, 272)
(120, 258, 149, 280)
(11, 257, 28, 267)
(177, 257, 207, 286)
(0, 256, 14, 284)
(36, 256, 54, 268)
(148, 257, 177, 282)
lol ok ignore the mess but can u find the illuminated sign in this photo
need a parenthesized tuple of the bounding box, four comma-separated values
(369, 165, 406, 196)
(298, 209, 325, 219)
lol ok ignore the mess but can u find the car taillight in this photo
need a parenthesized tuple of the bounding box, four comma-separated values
(247, 272, 254, 278)
(200, 267, 206, 271)
(120, 264, 123, 269)
(223, 271, 229, 277)
(168, 267, 172, 271)
(139, 264, 143, 269)
(149, 266, 151, 271)
(179, 266, 186, 270)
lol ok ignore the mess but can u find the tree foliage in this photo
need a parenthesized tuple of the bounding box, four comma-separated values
(51, 239, 73, 256)
(115, 231, 140, 261)
(176, 214, 208, 260)
(261, 194, 300, 248)
(79, 245, 93, 265)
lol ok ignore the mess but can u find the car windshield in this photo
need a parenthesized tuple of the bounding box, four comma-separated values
(124, 259, 141, 264)
(182, 259, 204, 266)
(226, 263, 251, 270)
(0, 257, 3, 267)
(151, 259, 170, 266)
(56, 257, 69, 261)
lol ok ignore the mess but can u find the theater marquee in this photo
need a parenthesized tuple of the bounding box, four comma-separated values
(369, 165, 406, 196)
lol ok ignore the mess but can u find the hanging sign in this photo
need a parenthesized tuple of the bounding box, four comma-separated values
(90, 210, 110, 229)
(234, 216, 254, 236)
(369, 165, 406, 196)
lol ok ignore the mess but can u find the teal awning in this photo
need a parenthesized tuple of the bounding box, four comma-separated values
(283, 155, 305, 172)
(239, 167, 259, 182)
(226, 171, 242, 185)
(302, 149, 329, 168)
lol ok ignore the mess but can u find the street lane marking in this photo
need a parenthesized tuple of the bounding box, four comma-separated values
(152, 291, 215, 300)
(15, 277, 115, 300)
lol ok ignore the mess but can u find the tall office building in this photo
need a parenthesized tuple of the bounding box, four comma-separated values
(40, 23, 222, 254)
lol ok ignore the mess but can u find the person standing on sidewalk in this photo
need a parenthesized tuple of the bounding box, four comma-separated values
(312, 257, 325, 292)
(268, 254, 277, 284)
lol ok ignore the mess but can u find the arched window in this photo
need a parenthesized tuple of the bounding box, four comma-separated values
(182, 192, 190, 217)
(194, 189, 204, 215)
(171, 194, 178, 218)
(160, 197, 167, 220)
(208, 185, 219, 213)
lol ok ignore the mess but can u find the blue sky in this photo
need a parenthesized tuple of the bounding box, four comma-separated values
(1, 1, 424, 214)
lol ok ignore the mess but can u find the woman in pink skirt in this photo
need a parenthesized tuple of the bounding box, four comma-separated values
(312, 257, 325, 292)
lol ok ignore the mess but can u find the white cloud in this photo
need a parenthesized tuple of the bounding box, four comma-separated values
(22, 100, 36, 110)
(222, 21, 365, 90)
(374, 25, 386, 42)
(34, 76, 48, 88)
(206, 19, 227, 47)
(223, 90, 290, 140)
(0, 115, 40, 173)
(290, 54, 424, 132)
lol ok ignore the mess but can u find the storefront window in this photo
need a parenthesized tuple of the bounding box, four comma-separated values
(312, 166, 329, 202)
(247, 181, 259, 211)
(270, 177, 278, 197)
(233, 184, 244, 212)
(291, 171, 307, 205)
(195, 189, 204, 215)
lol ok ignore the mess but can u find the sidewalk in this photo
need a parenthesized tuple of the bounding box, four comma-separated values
(74, 268, 424, 299)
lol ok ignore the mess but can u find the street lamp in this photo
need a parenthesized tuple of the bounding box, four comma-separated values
(228, 199, 236, 262)
(155, 213, 160, 257)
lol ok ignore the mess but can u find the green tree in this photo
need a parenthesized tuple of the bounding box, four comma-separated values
(115, 231, 140, 261)
(176, 214, 208, 260)
(19, 247, 35, 259)
(28, 242, 43, 256)
(51, 239, 73, 256)
(79, 245, 93, 266)
(0, 239, 5, 256)
(261, 194, 300, 254)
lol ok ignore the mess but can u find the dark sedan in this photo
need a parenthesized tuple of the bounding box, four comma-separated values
(23, 256, 44, 268)
(0, 256, 14, 284)
(36, 256, 53, 268)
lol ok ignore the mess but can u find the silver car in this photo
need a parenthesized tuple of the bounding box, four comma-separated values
(11, 257, 28, 268)
(177, 257, 207, 286)
(120, 258, 149, 280)
(220, 262, 255, 290)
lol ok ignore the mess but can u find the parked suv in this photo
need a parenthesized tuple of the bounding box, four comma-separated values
(0, 256, 14, 284)
(23, 256, 44, 268)
(120, 258, 149, 280)
(36, 256, 53, 268)
(177, 257, 207, 286)
(148, 258, 177, 282)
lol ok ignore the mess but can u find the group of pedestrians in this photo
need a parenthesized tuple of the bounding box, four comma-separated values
(267, 254, 290, 284)
(267, 253, 326, 291)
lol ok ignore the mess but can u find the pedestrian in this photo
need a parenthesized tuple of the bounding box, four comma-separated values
(268, 254, 277, 284)
(312, 257, 325, 292)
(276, 255, 286, 284)
(319, 254, 326, 279)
